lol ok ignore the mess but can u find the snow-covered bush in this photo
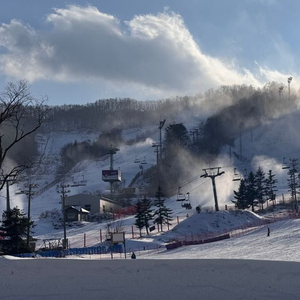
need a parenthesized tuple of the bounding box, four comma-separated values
(39, 208, 61, 221)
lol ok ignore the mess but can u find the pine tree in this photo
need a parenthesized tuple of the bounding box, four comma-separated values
(0, 207, 35, 254)
(287, 159, 299, 212)
(245, 171, 257, 212)
(255, 167, 267, 210)
(232, 179, 249, 209)
(134, 197, 153, 237)
(134, 200, 145, 237)
(153, 186, 173, 232)
(141, 197, 153, 235)
(265, 170, 277, 206)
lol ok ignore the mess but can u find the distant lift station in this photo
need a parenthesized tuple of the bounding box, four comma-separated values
(102, 145, 122, 195)
(102, 169, 122, 182)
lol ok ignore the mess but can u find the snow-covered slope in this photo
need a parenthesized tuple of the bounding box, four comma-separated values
(2, 256, 300, 300)
(2, 107, 300, 250)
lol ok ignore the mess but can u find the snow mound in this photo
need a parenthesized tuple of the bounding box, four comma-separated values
(170, 210, 263, 236)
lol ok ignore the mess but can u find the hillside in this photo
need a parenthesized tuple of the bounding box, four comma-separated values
(1, 100, 300, 251)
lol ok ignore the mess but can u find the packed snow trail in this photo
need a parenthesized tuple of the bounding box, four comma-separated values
(150, 219, 300, 262)
(1, 257, 300, 300)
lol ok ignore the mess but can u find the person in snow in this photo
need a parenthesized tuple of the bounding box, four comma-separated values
(131, 252, 136, 259)
(267, 227, 270, 237)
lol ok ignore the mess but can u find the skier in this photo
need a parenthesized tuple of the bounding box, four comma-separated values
(131, 252, 136, 259)
(267, 227, 270, 237)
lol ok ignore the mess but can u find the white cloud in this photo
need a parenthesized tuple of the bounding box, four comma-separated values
(0, 5, 293, 97)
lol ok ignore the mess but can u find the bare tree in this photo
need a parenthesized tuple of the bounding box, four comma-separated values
(0, 80, 48, 189)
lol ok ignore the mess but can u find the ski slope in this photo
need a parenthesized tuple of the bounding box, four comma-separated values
(2, 114, 300, 299)
(2, 217, 300, 300)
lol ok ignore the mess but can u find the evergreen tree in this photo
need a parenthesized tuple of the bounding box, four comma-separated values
(232, 179, 249, 209)
(287, 159, 299, 212)
(134, 197, 153, 237)
(255, 167, 267, 210)
(134, 200, 145, 237)
(164, 123, 190, 156)
(153, 186, 173, 232)
(0, 207, 34, 254)
(245, 171, 257, 212)
(265, 170, 277, 206)
(141, 197, 153, 235)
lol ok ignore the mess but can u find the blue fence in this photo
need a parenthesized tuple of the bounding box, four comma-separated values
(16, 244, 123, 258)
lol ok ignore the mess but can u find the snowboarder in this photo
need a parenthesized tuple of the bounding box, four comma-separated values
(131, 252, 136, 259)
(267, 227, 270, 237)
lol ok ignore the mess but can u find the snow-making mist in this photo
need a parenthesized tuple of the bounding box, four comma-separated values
(2, 83, 300, 300)
(2, 83, 299, 221)
(1, 82, 300, 261)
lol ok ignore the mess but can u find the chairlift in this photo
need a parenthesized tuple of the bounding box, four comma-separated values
(282, 157, 290, 170)
(181, 192, 192, 209)
(182, 202, 192, 210)
(134, 155, 140, 163)
(176, 187, 186, 201)
(141, 156, 147, 164)
(232, 168, 241, 181)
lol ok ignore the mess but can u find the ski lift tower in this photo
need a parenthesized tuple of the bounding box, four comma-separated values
(200, 167, 225, 211)
(102, 145, 121, 196)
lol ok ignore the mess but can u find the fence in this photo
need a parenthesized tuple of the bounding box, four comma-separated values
(163, 212, 300, 251)
(16, 244, 123, 258)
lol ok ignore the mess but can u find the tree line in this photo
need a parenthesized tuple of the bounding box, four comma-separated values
(232, 167, 277, 212)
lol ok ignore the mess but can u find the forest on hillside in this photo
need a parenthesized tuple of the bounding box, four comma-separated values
(41, 83, 264, 133)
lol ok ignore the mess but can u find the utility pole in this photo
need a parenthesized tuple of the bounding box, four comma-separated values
(152, 119, 166, 185)
(201, 167, 225, 211)
(57, 184, 71, 249)
(0, 175, 17, 211)
(22, 181, 39, 248)
(152, 143, 159, 166)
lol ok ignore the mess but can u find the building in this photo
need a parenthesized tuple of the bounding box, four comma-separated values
(65, 206, 90, 222)
(65, 194, 122, 215)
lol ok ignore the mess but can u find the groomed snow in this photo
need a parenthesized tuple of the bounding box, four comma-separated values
(1, 257, 300, 300)
(2, 216, 300, 299)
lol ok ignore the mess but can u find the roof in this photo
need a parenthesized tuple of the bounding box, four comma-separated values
(66, 193, 122, 207)
(67, 206, 90, 214)
(100, 196, 122, 206)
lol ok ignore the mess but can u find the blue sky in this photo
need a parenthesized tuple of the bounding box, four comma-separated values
(0, 0, 298, 105)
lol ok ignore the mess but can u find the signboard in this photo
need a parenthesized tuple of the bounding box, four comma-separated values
(149, 226, 156, 232)
(111, 232, 125, 243)
(102, 170, 121, 182)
